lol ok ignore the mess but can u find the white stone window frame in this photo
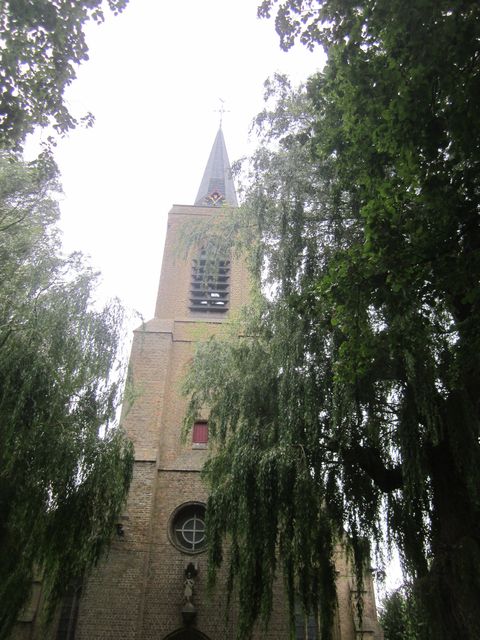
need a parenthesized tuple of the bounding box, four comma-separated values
(168, 502, 207, 555)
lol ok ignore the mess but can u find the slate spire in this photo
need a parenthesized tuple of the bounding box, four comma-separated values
(194, 128, 238, 207)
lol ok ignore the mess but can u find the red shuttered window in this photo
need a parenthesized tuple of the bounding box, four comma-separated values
(192, 421, 208, 444)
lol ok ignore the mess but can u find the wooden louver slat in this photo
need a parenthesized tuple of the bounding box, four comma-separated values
(189, 251, 230, 313)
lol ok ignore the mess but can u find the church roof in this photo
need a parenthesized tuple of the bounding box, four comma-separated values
(194, 128, 238, 207)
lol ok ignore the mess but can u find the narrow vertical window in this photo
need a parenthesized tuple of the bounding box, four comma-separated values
(192, 421, 208, 445)
(56, 578, 83, 640)
(295, 599, 319, 640)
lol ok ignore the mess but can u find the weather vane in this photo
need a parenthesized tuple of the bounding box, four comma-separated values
(214, 98, 230, 129)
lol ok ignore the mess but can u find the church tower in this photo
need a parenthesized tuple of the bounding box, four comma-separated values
(73, 127, 252, 640)
(56, 130, 382, 640)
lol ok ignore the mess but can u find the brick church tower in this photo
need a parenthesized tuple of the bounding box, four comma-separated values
(36, 130, 382, 640)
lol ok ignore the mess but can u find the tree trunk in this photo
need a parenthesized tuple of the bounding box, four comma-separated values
(423, 430, 480, 639)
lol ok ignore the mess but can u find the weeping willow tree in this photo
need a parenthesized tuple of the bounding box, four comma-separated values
(0, 154, 133, 639)
(183, 2, 480, 638)
(0, 0, 129, 150)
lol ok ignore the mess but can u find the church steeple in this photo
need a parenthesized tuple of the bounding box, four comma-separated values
(194, 128, 238, 207)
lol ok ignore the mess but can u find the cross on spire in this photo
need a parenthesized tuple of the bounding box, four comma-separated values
(214, 98, 230, 129)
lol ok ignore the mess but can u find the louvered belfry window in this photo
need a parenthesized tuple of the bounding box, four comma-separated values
(190, 249, 230, 313)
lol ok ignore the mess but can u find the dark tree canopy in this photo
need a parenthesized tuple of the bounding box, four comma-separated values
(0, 154, 133, 639)
(183, 2, 480, 639)
(0, 0, 129, 149)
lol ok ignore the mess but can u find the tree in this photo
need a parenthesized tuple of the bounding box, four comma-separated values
(380, 585, 423, 640)
(183, 1, 480, 638)
(0, 0, 129, 149)
(0, 153, 133, 639)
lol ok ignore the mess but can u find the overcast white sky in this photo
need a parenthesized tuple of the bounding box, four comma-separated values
(33, 0, 324, 325)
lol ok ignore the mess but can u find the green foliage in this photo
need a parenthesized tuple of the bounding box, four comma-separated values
(0, 154, 133, 638)
(380, 585, 425, 640)
(0, 0, 129, 149)
(184, 302, 341, 640)
(183, 2, 480, 638)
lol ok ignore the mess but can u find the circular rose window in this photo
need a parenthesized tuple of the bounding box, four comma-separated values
(169, 503, 206, 553)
